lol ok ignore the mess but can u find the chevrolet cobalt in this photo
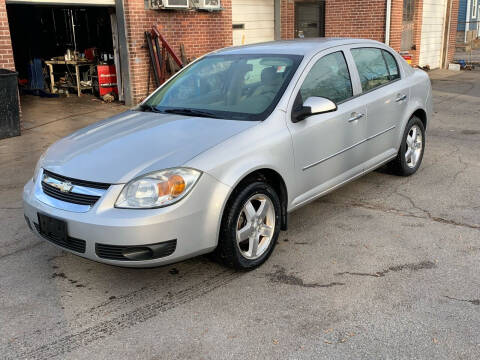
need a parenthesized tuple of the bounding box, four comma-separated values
(23, 39, 432, 269)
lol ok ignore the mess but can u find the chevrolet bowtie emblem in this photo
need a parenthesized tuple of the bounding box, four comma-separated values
(52, 181, 73, 193)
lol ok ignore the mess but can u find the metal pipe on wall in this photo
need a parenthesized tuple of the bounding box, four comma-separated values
(465, 0, 471, 43)
(274, 0, 281, 40)
(114, 0, 132, 106)
(443, 0, 454, 68)
(385, 0, 392, 46)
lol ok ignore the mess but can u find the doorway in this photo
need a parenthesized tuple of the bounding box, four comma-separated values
(295, 1, 325, 38)
(401, 0, 415, 51)
(6, 3, 123, 106)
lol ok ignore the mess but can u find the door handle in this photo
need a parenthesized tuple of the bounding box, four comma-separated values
(395, 94, 407, 102)
(348, 112, 364, 122)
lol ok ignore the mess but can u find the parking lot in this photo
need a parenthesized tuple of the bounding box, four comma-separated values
(1, 69, 479, 359)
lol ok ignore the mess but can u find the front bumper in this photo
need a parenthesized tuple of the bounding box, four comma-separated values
(23, 171, 231, 267)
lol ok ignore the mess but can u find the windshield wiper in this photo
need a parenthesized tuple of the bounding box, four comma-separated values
(138, 104, 163, 113)
(164, 108, 221, 119)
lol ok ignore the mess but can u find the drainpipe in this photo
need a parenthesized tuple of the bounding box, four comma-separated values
(443, 0, 454, 68)
(465, 0, 471, 43)
(385, 0, 392, 46)
(115, 0, 133, 106)
(274, 0, 281, 40)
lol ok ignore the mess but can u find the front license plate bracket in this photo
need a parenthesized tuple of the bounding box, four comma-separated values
(37, 213, 67, 242)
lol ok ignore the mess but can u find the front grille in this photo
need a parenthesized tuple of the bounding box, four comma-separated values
(41, 182, 99, 205)
(41, 170, 110, 206)
(34, 223, 86, 253)
(96, 240, 177, 261)
(43, 170, 110, 190)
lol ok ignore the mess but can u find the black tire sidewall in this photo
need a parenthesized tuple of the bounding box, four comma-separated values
(220, 182, 281, 270)
(398, 116, 425, 175)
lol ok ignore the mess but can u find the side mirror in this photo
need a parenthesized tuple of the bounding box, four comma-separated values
(292, 96, 337, 123)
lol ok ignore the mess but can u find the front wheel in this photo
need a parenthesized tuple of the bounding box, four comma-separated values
(389, 116, 425, 176)
(216, 181, 281, 270)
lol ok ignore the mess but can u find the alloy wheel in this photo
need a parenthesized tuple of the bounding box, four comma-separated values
(235, 194, 276, 260)
(405, 124, 423, 169)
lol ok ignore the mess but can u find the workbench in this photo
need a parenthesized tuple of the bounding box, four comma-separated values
(45, 60, 95, 97)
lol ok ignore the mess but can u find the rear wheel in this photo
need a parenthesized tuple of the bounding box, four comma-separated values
(216, 181, 281, 270)
(389, 116, 425, 176)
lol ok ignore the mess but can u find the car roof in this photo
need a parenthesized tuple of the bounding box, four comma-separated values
(213, 38, 387, 58)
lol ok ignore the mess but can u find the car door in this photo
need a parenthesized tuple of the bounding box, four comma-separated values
(349, 47, 410, 168)
(286, 48, 368, 208)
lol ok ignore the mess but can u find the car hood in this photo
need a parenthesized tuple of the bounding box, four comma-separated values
(42, 110, 258, 184)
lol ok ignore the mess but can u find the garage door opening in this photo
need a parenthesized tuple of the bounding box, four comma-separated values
(6, 2, 124, 128)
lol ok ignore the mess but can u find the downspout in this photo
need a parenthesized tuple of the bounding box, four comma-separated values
(443, 0, 454, 68)
(115, 0, 133, 106)
(274, 0, 281, 40)
(385, 0, 392, 46)
(465, 0, 471, 43)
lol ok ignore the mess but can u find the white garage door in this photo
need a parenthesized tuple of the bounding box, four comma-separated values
(232, 0, 275, 46)
(419, 0, 447, 68)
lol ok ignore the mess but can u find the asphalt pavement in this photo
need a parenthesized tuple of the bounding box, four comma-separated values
(1, 69, 479, 359)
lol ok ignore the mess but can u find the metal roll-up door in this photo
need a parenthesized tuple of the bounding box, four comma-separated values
(232, 0, 275, 46)
(419, 0, 448, 68)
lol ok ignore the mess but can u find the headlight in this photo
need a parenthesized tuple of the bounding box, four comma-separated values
(115, 168, 202, 209)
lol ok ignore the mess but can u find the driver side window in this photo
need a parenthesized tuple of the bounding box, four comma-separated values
(299, 51, 353, 104)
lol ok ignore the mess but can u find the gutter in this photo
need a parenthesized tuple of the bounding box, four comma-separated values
(385, 0, 392, 46)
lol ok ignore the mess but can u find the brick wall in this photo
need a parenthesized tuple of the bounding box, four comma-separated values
(446, 0, 459, 65)
(280, 0, 387, 42)
(389, 0, 403, 51)
(123, 0, 233, 104)
(281, 0, 294, 40)
(325, 0, 387, 41)
(280, 0, 458, 68)
(0, 0, 15, 71)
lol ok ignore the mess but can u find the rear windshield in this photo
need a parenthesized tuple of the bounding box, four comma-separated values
(143, 54, 303, 121)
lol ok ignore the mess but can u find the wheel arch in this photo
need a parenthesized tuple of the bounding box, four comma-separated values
(221, 168, 289, 231)
(412, 108, 427, 130)
(396, 106, 428, 150)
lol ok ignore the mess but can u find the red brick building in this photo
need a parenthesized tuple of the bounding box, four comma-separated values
(1, 0, 459, 107)
(0, 0, 14, 71)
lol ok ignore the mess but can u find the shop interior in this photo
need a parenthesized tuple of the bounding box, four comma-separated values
(6, 3, 122, 107)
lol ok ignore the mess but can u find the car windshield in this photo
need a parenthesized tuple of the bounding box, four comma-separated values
(142, 54, 303, 121)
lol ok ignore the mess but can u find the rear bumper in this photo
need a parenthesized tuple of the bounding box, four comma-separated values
(23, 171, 231, 267)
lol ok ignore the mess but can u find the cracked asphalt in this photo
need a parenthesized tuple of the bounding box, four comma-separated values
(1, 69, 480, 359)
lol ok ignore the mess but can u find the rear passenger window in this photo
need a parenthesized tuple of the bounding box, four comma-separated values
(382, 50, 400, 81)
(299, 51, 353, 104)
(351, 48, 400, 92)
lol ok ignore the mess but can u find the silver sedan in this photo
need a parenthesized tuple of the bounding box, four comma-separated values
(23, 38, 432, 269)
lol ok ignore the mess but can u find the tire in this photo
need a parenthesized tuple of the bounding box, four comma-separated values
(215, 181, 281, 270)
(389, 116, 425, 176)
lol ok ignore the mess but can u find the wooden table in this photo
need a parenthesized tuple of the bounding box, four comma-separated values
(45, 60, 95, 97)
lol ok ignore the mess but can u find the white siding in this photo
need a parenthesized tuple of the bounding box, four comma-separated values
(419, 0, 448, 68)
(232, 0, 275, 46)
